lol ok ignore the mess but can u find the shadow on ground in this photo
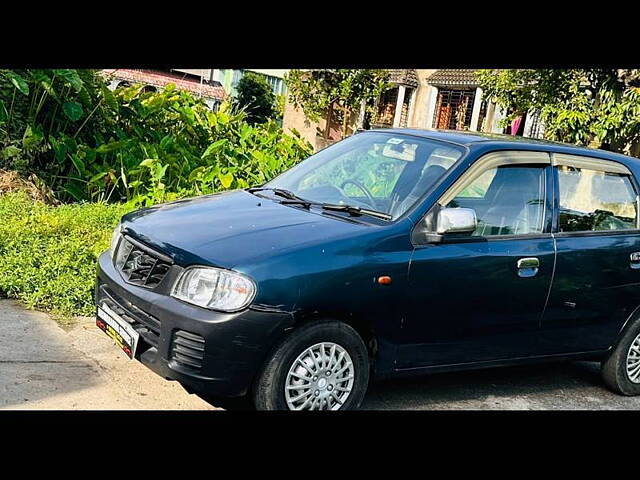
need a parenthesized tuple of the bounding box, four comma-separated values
(360, 360, 639, 410)
(200, 360, 640, 411)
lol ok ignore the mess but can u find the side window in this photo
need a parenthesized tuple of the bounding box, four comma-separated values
(447, 165, 547, 236)
(456, 169, 497, 199)
(557, 165, 638, 232)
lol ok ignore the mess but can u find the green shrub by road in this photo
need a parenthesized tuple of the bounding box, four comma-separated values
(0, 70, 313, 206)
(0, 192, 128, 318)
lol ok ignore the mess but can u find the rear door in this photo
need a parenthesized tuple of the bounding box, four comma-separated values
(539, 153, 640, 354)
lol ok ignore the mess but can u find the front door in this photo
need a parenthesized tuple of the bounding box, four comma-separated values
(397, 151, 555, 369)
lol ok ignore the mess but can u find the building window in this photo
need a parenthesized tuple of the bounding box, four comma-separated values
(373, 87, 399, 127)
(263, 75, 284, 95)
(231, 71, 284, 96)
(432, 88, 476, 130)
(525, 110, 545, 139)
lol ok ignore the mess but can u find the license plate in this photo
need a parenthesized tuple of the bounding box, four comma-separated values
(96, 303, 140, 360)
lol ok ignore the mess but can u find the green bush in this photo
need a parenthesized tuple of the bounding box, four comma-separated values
(234, 72, 278, 124)
(0, 70, 313, 206)
(0, 192, 129, 317)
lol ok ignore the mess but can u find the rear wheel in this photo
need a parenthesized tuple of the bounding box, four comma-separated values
(252, 320, 370, 411)
(601, 316, 640, 396)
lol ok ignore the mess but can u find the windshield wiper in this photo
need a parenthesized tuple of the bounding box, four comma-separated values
(247, 187, 392, 220)
(247, 187, 306, 202)
(279, 199, 315, 209)
(321, 203, 392, 221)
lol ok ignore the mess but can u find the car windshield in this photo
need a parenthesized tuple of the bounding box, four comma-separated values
(264, 132, 465, 220)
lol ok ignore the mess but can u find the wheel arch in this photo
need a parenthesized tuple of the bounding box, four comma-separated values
(617, 303, 640, 344)
(290, 312, 378, 362)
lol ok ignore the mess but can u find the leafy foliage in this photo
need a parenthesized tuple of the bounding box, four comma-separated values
(76, 86, 312, 207)
(234, 72, 277, 124)
(0, 192, 129, 317)
(0, 69, 313, 205)
(286, 69, 390, 138)
(0, 69, 109, 177)
(476, 69, 640, 154)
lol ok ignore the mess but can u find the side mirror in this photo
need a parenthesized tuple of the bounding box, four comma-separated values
(436, 207, 477, 235)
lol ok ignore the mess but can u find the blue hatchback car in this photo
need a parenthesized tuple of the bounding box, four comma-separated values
(96, 129, 640, 410)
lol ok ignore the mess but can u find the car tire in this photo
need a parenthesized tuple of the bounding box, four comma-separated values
(252, 320, 370, 411)
(601, 316, 640, 396)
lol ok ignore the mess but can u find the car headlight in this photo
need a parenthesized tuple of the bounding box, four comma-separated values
(171, 266, 256, 312)
(109, 222, 122, 260)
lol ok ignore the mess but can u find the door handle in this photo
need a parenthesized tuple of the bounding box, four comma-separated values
(517, 257, 539, 278)
(630, 252, 640, 269)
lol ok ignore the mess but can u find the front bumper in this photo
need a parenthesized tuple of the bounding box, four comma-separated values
(95, 251, 294, 398)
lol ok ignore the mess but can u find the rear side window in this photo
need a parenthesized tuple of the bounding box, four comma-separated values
(558, 165, 638, 232)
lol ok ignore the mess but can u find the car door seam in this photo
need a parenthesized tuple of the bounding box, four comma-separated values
(539, 232, 557, 328)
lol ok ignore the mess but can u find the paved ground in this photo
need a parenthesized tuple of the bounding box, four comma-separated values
(0, 300, 215, 410)
(362, 362, 640, 410)
(1, 299, 639, 410)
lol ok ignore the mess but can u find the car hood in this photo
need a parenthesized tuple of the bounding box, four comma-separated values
(121, 190, 366, 268)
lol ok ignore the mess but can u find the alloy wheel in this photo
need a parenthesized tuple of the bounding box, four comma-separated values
(285, 342, 355, 410)
(627, 333, 640, 384)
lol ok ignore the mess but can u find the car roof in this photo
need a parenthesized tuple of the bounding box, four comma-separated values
(367, 128, 640, 168)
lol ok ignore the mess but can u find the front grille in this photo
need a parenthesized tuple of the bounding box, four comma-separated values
(115, 235, 172, 288)
(99, 285, 161, 348)
(170, 330, 205, 373)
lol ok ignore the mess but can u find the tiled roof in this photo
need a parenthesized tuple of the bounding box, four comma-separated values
(426, 69, 479, 87)
(388, 69, 419, 88)
(100, 69, 226, 100)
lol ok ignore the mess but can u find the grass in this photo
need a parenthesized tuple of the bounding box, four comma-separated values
(0, 192, 130, 320)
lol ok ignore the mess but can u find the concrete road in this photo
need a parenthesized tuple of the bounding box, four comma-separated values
(0, 300, 215, 410)
(1, 299, 639, 410)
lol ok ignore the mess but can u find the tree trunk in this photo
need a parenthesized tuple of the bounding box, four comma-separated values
(342, 105, 350, 138)
(324, 104, 332, 140)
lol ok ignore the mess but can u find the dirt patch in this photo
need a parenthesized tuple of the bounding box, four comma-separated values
(0, 169, 56, 203)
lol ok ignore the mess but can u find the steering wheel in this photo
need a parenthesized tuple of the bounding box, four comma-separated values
(340, 179, 377, 208)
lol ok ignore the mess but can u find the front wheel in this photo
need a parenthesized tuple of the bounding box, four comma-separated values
(252, 321, 370, 411)
(601, 316, 640, 396)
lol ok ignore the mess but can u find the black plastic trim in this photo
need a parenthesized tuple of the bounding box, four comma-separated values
(122, 234, 174, 264)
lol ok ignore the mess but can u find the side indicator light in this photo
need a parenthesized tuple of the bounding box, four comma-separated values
(377, 276, 392, 285)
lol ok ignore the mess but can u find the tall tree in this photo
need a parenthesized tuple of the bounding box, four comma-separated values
(476, 69, 640, 154)
(286, 69, 390, 139)
(234, 72, 277, 125)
